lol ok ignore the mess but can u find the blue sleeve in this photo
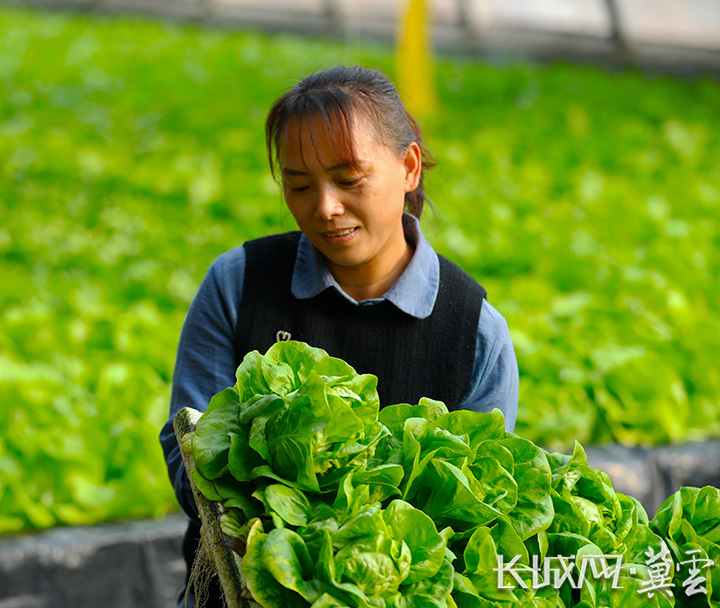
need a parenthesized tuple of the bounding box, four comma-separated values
(158, 247, 246, 521)
(456, 300, 519, 432)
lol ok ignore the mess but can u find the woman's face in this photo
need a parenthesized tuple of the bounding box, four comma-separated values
(278, 114, 421, 280)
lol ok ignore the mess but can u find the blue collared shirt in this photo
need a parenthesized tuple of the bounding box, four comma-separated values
(159, 213, 519, 520)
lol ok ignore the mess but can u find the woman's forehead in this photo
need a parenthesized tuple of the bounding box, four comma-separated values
(278, 112, 374, 169)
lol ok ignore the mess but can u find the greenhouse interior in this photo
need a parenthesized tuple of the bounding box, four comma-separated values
(1, 0, 719, 606)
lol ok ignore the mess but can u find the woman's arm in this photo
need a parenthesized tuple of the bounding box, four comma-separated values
(158, 247, 246, 520)
(456, 300, 519, 432)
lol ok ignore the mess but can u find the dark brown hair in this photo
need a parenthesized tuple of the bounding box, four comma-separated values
(265, 65, 434, 218)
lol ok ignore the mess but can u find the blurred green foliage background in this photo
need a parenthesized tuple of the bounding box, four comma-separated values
(1, 7, 719, 533)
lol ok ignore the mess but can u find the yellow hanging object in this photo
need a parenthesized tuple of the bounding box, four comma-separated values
(396, 0, 437, 118)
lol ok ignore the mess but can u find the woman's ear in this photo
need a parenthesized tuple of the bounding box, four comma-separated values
(403, 142, 422, 193)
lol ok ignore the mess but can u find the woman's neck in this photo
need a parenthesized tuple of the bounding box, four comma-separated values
(329, 240, 414, 302)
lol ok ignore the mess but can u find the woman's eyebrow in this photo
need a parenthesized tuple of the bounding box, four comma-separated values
(282, 161, 366, 176)
(282, 167, 308, 176)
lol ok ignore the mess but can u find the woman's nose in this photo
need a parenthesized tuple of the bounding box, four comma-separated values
(315, 185, 344, 220)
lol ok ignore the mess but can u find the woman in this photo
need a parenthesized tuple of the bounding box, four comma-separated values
(159, 65, 519, 607)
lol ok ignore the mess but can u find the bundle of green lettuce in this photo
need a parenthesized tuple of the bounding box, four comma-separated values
(650, 486, 720, 607)
(188, 341, 717, 608)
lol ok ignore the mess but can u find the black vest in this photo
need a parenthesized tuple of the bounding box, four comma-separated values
(234, 232, 486, 408)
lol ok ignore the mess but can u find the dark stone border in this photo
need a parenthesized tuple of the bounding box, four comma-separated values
(584, 440, 720, 517)
(0, 513, 187, 608)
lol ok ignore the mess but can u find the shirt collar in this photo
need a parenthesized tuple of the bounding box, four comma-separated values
(291, 212, 439, 319)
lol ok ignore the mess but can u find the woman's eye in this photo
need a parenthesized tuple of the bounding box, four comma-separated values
(338, 178, 360, 187)
(288, 185, 309, 193)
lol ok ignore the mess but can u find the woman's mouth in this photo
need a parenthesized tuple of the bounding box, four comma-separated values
(322, 227, 358, 243)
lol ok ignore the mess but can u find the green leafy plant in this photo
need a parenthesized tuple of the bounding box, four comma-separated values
(190, 341, 691, 608)
(651, 486, 720, 606)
